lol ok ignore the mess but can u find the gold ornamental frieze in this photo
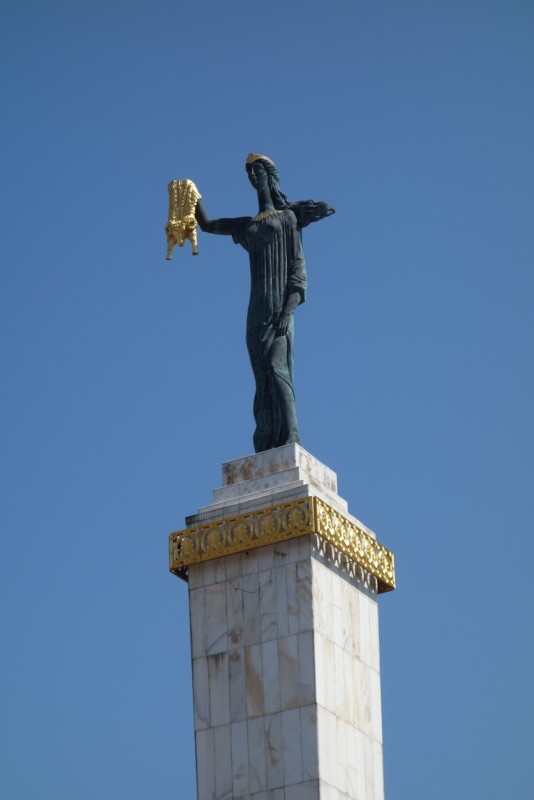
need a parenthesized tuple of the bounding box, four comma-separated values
(313, 498, 395, 592)
(169, 496, 395, 593)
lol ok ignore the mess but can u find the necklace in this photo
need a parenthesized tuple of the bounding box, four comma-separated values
(251, 209, 282, 223)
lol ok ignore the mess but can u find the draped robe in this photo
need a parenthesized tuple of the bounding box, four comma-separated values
(229, 201, 333, 453)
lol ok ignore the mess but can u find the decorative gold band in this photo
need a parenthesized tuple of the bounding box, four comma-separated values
(169, 496, 395, 593)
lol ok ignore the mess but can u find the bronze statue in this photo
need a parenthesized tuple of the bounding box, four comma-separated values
(169, 154, 334, 453)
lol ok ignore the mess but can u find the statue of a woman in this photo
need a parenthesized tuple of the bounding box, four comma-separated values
(195, 153, 334, 453)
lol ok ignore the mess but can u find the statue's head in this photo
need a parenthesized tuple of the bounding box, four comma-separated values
(246, 153, 289, 210)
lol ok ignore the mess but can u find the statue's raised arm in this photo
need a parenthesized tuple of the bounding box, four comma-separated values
(195, 201, 250, 237)
(166, 153, 335, 453)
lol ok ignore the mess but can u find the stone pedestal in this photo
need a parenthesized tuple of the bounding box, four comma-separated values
(170, 444, 395, 800)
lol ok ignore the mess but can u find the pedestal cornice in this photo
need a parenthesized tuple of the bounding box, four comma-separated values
(169, 496, 395, 593)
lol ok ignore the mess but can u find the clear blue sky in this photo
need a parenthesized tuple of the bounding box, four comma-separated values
(2, 1, 533, 798)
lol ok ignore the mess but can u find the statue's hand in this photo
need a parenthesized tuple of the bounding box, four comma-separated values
(276, 312, 292, 336)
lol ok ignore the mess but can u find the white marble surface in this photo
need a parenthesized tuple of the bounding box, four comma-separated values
(213, 467, 306, 502)
(190, 443, 363, 523)
(222, 444, 337, 490)
(196, 480, 350, 521)
(189, 534, 384, 800)
(185, 446, 385, 799)
(230, 720, 249, 798)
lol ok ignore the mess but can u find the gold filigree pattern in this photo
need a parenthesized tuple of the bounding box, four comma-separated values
(169, 499, 313, 579)
(313, 499, 395, 593)
(169, 497, 395, 593)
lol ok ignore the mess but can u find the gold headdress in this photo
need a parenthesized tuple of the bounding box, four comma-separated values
(246, 152, 277, 168)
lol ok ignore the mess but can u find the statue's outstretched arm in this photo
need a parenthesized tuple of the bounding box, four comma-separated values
(195, 201, 237, 236)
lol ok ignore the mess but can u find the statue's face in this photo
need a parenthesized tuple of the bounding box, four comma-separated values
(247, 161, 269, 192)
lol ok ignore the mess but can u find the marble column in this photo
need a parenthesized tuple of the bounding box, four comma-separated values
(170, 444, 395, 800)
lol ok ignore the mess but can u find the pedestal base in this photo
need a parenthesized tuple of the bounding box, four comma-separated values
(170, 445, 394, 800)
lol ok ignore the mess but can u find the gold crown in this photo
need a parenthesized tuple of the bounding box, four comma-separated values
(246, 152, 276, 167)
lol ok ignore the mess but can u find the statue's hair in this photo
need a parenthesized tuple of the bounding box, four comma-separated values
(247, 157, 289, 210)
